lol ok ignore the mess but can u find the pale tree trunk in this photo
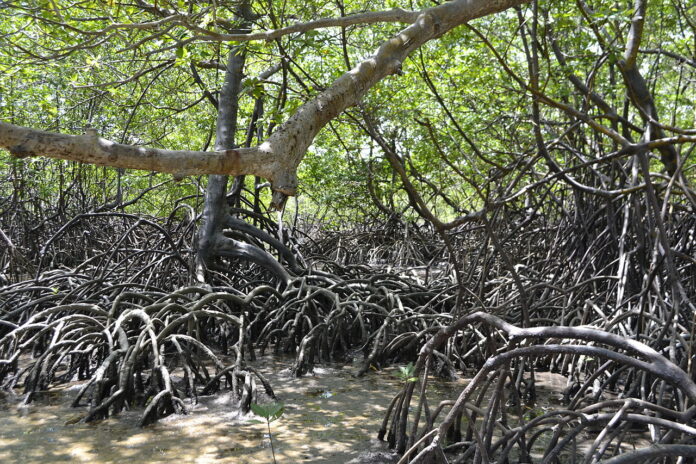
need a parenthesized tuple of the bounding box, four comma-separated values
(196, 45, 245, 283)
(617, 0, 678, 175)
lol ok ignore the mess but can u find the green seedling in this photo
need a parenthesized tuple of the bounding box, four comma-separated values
(397, 362, 418, 383)
(250, 402, 285, 464)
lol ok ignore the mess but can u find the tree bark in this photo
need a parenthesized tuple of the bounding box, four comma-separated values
(196, 5, 291, 284)
(617, 0, 678, 175)
(196, 44, 246, 281)
(0, 0, 529, 205)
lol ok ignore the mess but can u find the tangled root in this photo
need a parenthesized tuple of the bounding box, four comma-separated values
(0, 283, 277, 425)
(384, 313, 696, 463)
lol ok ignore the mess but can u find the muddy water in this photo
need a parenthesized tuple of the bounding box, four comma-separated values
(0, 358, 466, 464)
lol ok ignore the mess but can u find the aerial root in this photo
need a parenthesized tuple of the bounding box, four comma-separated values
(0, 282, 274, 425)
(385, 313, 696, 463)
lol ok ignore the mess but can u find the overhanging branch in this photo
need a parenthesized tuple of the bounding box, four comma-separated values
(0, 0, 530, 199)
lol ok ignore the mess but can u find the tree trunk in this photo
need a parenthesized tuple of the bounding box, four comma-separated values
(195, 10, 292, 285)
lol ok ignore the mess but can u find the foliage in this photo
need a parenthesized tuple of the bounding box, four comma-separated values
(1, 0, 694, 223)
(0, 2, 695, 462)
(250, 402, 285, 423)
(250, 402, 285, 464)
(396, 362, 418, 383)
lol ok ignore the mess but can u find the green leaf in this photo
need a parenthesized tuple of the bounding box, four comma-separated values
(397, 362, 416, 380)
(251, 402, 285, 422)
(269, 404, 284, 421)
(250, 402, 268, 418)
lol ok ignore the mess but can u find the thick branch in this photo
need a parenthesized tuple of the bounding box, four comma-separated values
(623, 0, 647, 67)
(193, 8, 420, 42)
(0, 0, 530, 197)
(244, 0, 531, 196)
(0, 121, 276, 180)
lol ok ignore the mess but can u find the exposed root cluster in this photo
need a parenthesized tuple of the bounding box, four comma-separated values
(384, 313, 696, 463)
(0, 281, 276, 425)
(249, 263, 455, 378)
(1, 166, 696, 464)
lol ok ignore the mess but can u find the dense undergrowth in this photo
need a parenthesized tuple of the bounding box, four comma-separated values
(1, 171, 696, 463)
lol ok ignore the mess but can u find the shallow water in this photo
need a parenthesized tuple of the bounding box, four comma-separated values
(0, 357, 465, 464)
